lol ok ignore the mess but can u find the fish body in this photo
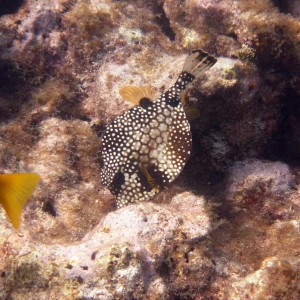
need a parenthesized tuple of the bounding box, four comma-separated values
(0, 173, 40, 228)
(101, 50, 217, 208)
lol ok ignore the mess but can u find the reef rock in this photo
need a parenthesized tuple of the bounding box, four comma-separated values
(0, 194, 213, 299)
(0, 0, 300, 298)
(229, 256, 300, 300)
(225, 159, 295, 212)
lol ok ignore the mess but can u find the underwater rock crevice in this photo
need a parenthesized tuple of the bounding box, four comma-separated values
(262, 84, 300, 164)
(152, 2, 176, 41)
(0, 0, 24, 17)
(42, 200, 57, 217)
(271, 0, 290, 14)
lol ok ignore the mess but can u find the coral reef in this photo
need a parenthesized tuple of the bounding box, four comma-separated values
(0, 0, 300, 298)
(0, 196, 212, 299)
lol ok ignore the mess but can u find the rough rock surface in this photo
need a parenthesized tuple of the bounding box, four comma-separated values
(0, 0, 300, 298)
(1, 195, 213, 299)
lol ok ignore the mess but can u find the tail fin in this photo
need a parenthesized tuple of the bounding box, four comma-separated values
(183, 49, 217, 79)
(0, 173, 40, 229)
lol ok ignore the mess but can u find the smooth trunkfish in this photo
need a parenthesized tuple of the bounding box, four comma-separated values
(101, 49, 217, 208)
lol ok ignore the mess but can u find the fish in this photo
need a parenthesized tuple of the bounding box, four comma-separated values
(0, 173, 40, 228)
(101, 49, 217, 208)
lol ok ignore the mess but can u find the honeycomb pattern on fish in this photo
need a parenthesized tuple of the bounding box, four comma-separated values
(101, 50, 217, 208)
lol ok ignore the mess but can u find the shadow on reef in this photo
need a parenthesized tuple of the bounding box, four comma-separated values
(0, 0, 24, 17)
(271, 0, 290, 13)
(263, 84, 300, 165)
(180, 35, 300, 199)
(0, 56, 90, 123)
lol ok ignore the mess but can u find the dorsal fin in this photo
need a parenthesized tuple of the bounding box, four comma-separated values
(119, 85, 155, 106)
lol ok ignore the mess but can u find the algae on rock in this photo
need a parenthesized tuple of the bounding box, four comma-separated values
(0, 0, 300, 298)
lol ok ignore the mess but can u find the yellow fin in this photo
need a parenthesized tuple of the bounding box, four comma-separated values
(141, 166, 160, 193)
(0, 173, 40, 229)
(119, 85, 155, 105)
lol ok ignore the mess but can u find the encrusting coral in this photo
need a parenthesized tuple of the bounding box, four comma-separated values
(0, 0, 300, 298)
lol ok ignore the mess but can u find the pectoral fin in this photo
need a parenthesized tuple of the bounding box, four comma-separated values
(181, 90, 200, 120)
(184, 107, 200, 120)
(141, 166, 161, 193)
